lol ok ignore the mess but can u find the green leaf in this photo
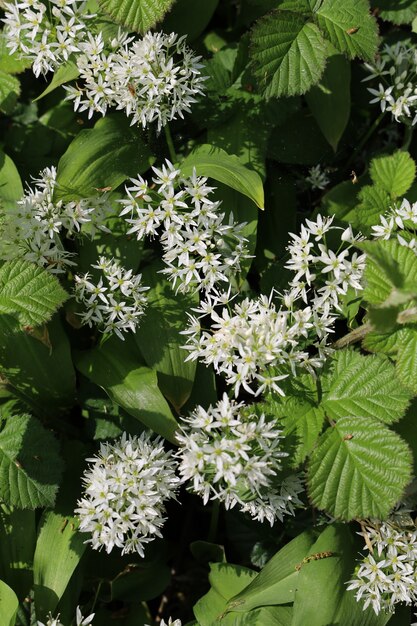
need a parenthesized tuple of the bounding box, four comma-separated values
(307, 415, 412, 519)
(313, 0, 379, 61)
(226, 531, 316, 612)
(350, 185, 391, 233)
(0, 260, 68, 327)
(0, 34, 32, 74)
(251, 10, 327, 97)
(292, 524, 392, 626)
(55, 113, 154, 201)
(0, 70, 20, 115)
(97, 0, 174, 33)
(180, 144, 265, 209)
(75, 337, 178, 443)
(361, 239, 417, 305)
(0, 580, 18, 626)
(0, 506, 36, 601)
(378, 0, 417, 25)
(34, 510, 87, 619)
(321, 179, 360, 221)
(163, 0, 219, 41)
(280, 398, 326, 464)
(0, 315, 76, 417)
(396, 327, 417, 394)
(0, 151, 23, 212)
(306, 53, 351, 151)
(134, 263, 197, 412)
(321, 350, 411, 424)
(34, 59, 79, 102)
(0, 414, 64, 509)
(369, 151, 416, 198)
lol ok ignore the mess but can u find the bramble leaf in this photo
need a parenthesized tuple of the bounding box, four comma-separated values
(321, 350, 411, 424)
(308, 415, 412, 519)
(97, 0, 174, 33)
(369, 151, 416, 198)
(0, 260, 68, 327)
(0, 413, 64, 509)
(250, 10, 327, 97)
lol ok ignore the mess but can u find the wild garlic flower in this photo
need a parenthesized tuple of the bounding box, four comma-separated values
(285, 214, 366, 311)
(363, 42, 417, 124)
(0, 166, 112, 273)
(2, 0, 94, 77)
(182, 290, 336, 397)
(75, 432, 180, 556)
(306, 165, 330, 191)
(74, 256, 149, 340)
(37, 607, 94, 626)
(347, 520, 417, 614)
(120, 161, 249, 293)
(65, 31, 205, 130)
(372, 197, 417, 253)
(146, 620, 182, 626)
(176, 394, 303, 525)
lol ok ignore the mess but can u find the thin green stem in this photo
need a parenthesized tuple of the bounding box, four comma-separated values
(208, 500, 220, 543)
(401, 124, 414, 152)
(164, 124, 177, 163)
(90, 580, 103, 613)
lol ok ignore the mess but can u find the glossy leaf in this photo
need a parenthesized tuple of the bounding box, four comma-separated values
(180, 144, 265, 209)
(55, 113, 154, 201)
(34, 59, 79, 101)
(0, 580, 18, 626)
(75, 337, 178, 443)
(308, 415, 412, 519)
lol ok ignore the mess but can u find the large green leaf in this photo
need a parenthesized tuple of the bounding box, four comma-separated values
(279, 398, 326, 465)
(307, 415, 412, 520)
(369, 151, 416, 198)
(313, 0, 379, 61)
(134, 263, 197, 413)
(0, 260, 68, 327)
(97, 0, 174, 33)
(251, 10, 327, 97)
(180, 144, 265, 209)
(226, 531, 316, 612)
(75, 337, 178, 443)
(0, 580, 18, 626)
(34, 59, 79, 102)
(306, 52, 351, 151)
(0, 151, 23, 212)
(55, 113, 154, 201)
(0, 506, 35, 601)
(0, 414, 64, 509)
(321, 350, 411, 424)
(378, 0, 417, 25)
(0, 70, 20, 115)
(292, 524, 392, 626)
(34, 509, 87, 619)
(396, 327, 417, 394)
(353, 185, 391, 232)
(0, 316, 76, 417)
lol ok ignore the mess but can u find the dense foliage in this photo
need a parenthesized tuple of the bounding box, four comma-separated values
(1, 0, 417, 624)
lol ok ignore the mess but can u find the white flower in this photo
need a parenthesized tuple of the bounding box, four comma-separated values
(66, 31, 206, 131)
(176, 394, 303, 524)
(120, 162, 249, 294)
(305, 165, 330, 190)
(75, 432, 180, 556)
(74, 257, 149, 340)
(76, 607, 95, 626)
(145, 619, 182, 626)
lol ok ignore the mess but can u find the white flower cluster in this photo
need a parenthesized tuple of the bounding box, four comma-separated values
(120, 161, 249, 293)
(364, 42, 417, 124)
(74, 256, 149, 340)
(182, 215, 365, 397)
(306, 165, 330, 191)
(2, 0, 94, 77)
(285, 214, 365, 311)
(75, 433, 180, 557)
(146, 620, 181, 626)
(0, 166, 111, 273)
(347, 520, 417, 615)
(176, 394, 303, 526)
(38, 607, 94, 626)
(372, 197, 417, 253)
(65, 31, 205, 130)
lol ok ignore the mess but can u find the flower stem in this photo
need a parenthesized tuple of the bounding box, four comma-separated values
(401, 124, 414, 152)
(164, 124, 177, 163)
